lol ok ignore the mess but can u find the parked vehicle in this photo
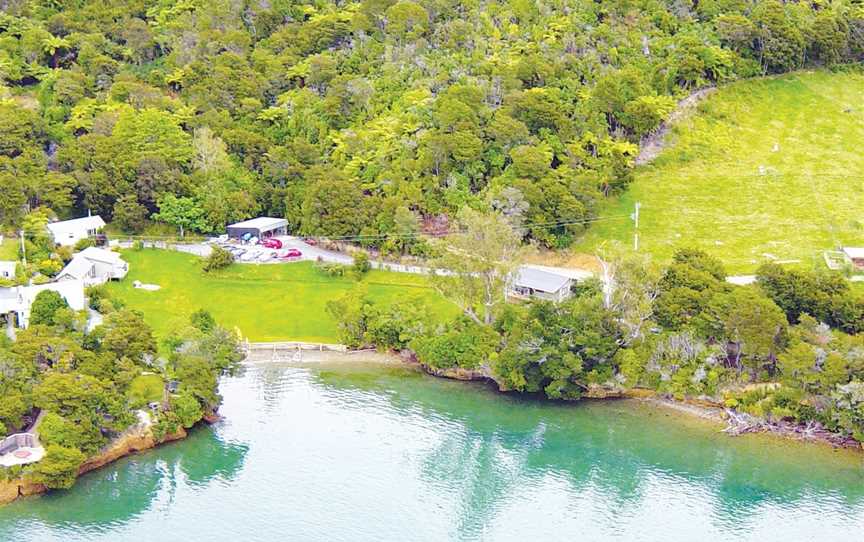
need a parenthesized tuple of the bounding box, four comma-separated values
(303, 238, 318, 246)
(280, 248, 302, 259)
(262, 238, 282, 249)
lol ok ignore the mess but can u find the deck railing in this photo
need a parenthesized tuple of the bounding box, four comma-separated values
(0, 433, 37, 455)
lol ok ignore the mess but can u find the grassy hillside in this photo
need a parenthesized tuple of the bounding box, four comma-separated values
(577, 71, 864, 273)
(107, 250, 456, 343)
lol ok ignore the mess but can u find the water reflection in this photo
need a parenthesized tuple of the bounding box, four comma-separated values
(0, 426, 249, 533)
(0, 363, 861, 541)
(312, 364, 864, 537)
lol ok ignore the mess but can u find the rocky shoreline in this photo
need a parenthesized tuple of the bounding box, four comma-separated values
(400, 354, 864, 453)
(247, 347, 864, 453)
(6, 350, 857, 507)
(0, 417, 193, 507)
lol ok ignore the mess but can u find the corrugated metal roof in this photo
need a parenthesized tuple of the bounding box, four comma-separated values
(79, 246, 123, 264)
(57, 256, 93, 280)
(227, 217, 288, 231)
(513, 267, 572, 293)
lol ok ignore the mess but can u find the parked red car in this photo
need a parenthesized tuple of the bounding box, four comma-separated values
(280, 248, 302, 259)
(303, 238, 318, 246)
(262, 238, 282, 249)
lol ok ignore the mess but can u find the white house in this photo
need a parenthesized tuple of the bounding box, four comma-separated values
(56, 247, 128, 286)
(509, 266, 576, 303)
(0, 261, 16, 280)
(0, 279, 86, 329)
(46, 215, 106, 247)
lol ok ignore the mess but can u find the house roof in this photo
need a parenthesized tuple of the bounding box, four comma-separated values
(78, 246, 124, 265)
(46, 215, 105, 236)
(21, 280, 86, 311)
(57, 255, 94, 280)
(0, 280, 86, 314)
(513, 266, 572, 293)
(521, 264, 594, 281)
(842, 247, 864, 259)
(226, 217, 288, 231)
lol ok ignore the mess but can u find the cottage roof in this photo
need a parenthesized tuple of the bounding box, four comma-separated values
(46, 215, 105, 237)
(57, 255, 94, 280)
(21, 280, 86, 311)
(0, 280, 86, 314)
(513, 267, 572, 293)
(78, 246, 124, 265)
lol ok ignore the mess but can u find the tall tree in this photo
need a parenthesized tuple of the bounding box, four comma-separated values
(430, 208, 525, 326)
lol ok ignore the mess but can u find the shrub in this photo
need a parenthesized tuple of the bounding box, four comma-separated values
(201, 246, 234, 272)
(315, 261, 348, 277)
(352, 250, 371, 275)
(29, 289, 69, 326)
(411, 320, 498, 370)
(171, 393, 203, 428)
(85, 284, 109, 311)
(38, 412, 104, 455)
(37, 258, 62, 277)
(27, 445, 86, 489)
(152, 411, 182, 442)
(73, 238, 95, 251)
(190, 309, 216, 332)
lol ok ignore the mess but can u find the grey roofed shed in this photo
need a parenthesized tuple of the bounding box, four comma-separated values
(226, 217, 288, 239)
(510, 267, 574, 302)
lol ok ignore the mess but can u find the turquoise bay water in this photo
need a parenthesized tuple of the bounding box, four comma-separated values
(0, 363, 863, 541)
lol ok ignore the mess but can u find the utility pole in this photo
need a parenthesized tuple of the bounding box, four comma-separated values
(632, 201, 641, 251)
(19, 230, 26, 266)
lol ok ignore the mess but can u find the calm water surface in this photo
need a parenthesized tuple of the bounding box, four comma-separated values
(0, 362, 862, 541)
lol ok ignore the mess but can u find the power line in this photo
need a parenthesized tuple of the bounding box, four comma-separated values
(313, 213, 634, 242)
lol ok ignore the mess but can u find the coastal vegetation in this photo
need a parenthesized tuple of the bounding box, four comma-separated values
(0, 294, 243, 492)
(327, 211, 864, 445)
(106, 248, 456, 343)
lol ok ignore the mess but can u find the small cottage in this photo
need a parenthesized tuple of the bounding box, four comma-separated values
(47, 215, 106, 247)
(509, 267, 575, 303)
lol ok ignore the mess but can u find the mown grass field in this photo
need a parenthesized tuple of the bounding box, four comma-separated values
(576, 70, 864, 273)
(0, 237, 17, 260)
(106, 249, 457, 343)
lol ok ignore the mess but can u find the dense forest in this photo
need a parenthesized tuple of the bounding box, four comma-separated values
(1, 0, 863, 250)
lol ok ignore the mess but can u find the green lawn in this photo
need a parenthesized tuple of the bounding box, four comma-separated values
(576, 70, 864, 273)
(107, 249, 457, 343)
(0, 237, 17, 260)
(128, 374, 164, 408)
